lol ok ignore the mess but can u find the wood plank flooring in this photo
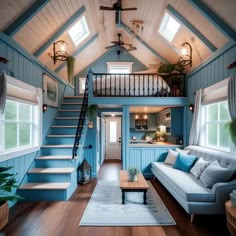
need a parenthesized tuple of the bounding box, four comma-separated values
(2, 161, 230, 236)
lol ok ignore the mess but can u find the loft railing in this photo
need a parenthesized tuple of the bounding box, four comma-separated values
(91, 73, 185, 97)
(72, 74, 89, 160)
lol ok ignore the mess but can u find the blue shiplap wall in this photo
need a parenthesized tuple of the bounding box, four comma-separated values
(186, 43, 236, 143)
(0, 33, 74, 206)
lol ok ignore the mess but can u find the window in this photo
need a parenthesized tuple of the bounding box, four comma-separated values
(68, 16, 89, 46)
(159, 12, 180, 42)
(0, 72, 42, 161)
(107, 62, 133, 73)
(109, 121, 117, 143)
(79, 77, 86, 94)
(202, 101, 231, 151)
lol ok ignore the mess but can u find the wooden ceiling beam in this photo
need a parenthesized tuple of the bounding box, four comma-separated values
(167, 5, 217, 52)
(188, 0, 236, 42)
(120, 22, 169, 64)
(55, 33, 99, 73)
(34, 6, 86, 57)
(4, 0, 50, 37)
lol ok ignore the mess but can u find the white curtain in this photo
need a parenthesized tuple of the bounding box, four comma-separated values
(189, 89, 202, 145)
(228, 75, 236, 120)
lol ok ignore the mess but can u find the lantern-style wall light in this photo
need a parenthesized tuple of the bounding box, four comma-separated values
(42, 104, 48, 113)
(50, 40, 69, 64)
(178, 42, 193, 67)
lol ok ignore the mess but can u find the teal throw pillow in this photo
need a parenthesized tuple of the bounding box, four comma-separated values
(173, 153, 197, 173)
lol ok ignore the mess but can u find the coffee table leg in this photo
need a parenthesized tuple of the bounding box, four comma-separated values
(122, 191, 125, 204)
(143, 190, 147, 204)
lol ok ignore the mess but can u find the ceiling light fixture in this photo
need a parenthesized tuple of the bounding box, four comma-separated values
(50, 40, 69, 64)
(178, 42, 193, 67)
(132, 20, 144, 34)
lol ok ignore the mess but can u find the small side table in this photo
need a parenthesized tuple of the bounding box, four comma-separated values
(225, 200, 236, 236)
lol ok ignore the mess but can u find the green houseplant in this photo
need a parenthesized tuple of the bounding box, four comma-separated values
(128, 168, 139, 182)
(66, 56, 75, 86)
(226, 119, 236, 145)
(0, 166, 21, 230)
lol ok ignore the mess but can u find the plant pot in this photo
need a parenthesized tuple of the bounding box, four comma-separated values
(128, 174, 138, 182)
(0, 201, 9, 230)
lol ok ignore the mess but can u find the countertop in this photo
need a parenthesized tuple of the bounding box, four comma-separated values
(129, 140, 183, 147)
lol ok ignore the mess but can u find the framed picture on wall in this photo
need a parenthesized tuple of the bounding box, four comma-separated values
(43, 73, 58, 107)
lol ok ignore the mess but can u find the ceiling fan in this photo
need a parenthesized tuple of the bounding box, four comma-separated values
(100, 0, 137, 24)
(105, 33, 137, 55)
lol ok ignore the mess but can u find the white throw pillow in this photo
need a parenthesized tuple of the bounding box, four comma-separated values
(164, 149, 179, 165)
(190, 157, 210, 179)
(176, 148, 190, 155)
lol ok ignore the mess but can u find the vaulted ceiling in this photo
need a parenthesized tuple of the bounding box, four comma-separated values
(0, 0, 235, 83)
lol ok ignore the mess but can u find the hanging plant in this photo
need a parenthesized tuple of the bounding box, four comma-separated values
(66, 56, 75, 85)
(158, 62, 184, 74)
(225, 119, 236, 145)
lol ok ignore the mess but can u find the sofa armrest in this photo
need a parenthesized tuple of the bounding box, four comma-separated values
(212, 179, 236, 203)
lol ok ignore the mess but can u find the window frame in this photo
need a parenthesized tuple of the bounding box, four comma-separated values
(0, 74, 42, 162)
(107, 62, 133, 74)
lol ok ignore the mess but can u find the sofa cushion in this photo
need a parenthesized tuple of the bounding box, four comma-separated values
(199, 160, 235, 188)
(164, 149, 178, 165)
(173, 153, 197, 173)
(151, 162, 214, 202)
(190, 157, 210, 178)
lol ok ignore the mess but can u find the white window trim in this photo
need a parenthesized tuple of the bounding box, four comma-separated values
(107, 62, 133, 73)
(0, 73, 42, 162)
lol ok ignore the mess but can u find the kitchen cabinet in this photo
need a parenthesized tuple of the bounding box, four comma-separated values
(130, 113, 156, 131)
(130, 114, 135, 129)
(147, 114, 157, 131)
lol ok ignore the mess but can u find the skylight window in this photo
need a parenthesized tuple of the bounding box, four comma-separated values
(68, 16, 89, 46)
(159, 12, 180, 42)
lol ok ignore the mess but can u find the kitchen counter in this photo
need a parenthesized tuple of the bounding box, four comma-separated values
(129, 140, 182, 147)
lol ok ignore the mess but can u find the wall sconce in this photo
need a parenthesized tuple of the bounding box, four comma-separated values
(135, 115, 139, 119)
(88, 121, 93, 128)
(50, 40, 69, 64)
(143, 114, 148, 119)
(132, 20, 144, 33)
(42, 104, 47, 113)
(178, 42, 193, 67)
(189, 104, 194, 113)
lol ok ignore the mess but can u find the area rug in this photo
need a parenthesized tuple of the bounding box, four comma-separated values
(79, 180, 176, 226)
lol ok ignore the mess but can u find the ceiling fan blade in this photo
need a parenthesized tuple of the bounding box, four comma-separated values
(121, 7, 137, 11)
(127, 46, 137, 51)
(100, 6, 114, 11)
(105, 45, 116, 49)
(111, 41, 118, 44)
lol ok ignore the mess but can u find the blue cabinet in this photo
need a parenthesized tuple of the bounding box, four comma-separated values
(170, 108, 183, 136)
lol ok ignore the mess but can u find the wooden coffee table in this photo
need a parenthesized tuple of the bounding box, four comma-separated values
(119, 170, 149, 204)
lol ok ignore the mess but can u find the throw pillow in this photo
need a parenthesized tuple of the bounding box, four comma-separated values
(176, 148, 190, 155)
(190, 157, 210, 179)
(164, 149, 179, 165)
(173, 153, 198, 173)
(199, 160, 235, 188)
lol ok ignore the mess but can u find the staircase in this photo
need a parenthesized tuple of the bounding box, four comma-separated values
(18, 96, 88, 201)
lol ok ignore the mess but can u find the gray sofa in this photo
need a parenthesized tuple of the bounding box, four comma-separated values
(151, 145, 236, 222)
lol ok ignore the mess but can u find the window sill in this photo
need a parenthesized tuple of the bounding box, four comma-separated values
(0, 146, 40, 162)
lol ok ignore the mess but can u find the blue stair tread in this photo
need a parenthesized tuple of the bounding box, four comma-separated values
(41, 145, 75, 148)
(51, 125, 77, 128)
(58, 110, 81, 112)
(19, 182, 70, 190)
(28, 168, 74, 174)
(36, 155, 73, 160)
(61, 102, 82, 105)
(64, 96, 83, 99)
(47, 135, 76, 137)
(55, 117, 80, 120)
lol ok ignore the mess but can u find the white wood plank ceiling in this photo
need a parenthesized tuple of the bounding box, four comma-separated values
(0, 0, 235, 82)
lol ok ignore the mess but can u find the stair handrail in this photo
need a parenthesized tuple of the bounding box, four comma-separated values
(72, 74, 89, 159)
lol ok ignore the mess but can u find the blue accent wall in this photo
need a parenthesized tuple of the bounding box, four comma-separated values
(0, 33, 74, 206)
(186, 43, 236, 143)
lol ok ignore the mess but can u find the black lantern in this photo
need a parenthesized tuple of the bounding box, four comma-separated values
(78, 159, 92, 185)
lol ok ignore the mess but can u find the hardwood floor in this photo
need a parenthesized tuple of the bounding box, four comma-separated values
(2, 161, 229, 236)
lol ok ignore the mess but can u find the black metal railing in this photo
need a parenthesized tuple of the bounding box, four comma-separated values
(72, 74, 89, 160)
(92, 73, 185, 97)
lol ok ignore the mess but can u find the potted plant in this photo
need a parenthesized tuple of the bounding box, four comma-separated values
(0, 166, 22, 230)
(226, 119, 236, 145)
(128, 168, 139, 182)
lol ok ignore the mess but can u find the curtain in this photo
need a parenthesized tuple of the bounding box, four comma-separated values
(0, 71, 7, 115)
(189, 89, 202, 145)
(228, 75, 236, 119)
